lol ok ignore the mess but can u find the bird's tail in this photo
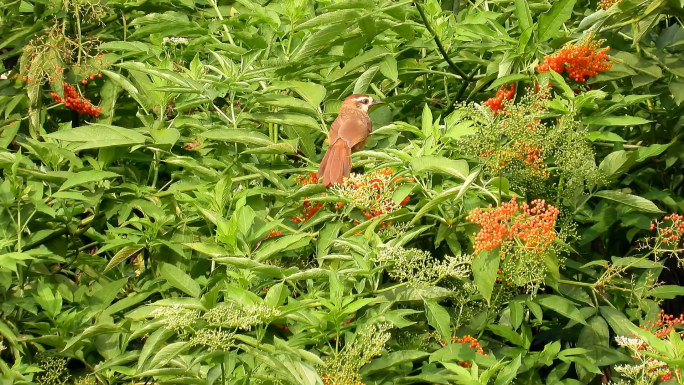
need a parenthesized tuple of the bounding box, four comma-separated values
(318, 140, 351, 188)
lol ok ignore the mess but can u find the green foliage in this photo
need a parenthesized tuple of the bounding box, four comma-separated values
(0, 0, 683, 384)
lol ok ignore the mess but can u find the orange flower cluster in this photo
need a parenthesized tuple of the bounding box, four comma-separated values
(484, 84, 515, 115)
(537, 38, 612, 82)
(440, 335, 487, 368)
(466, 197, 559, 255)
(598, 0, 620, 9)
(50, 83, 103, 117)
(294, 171, 318, 186)
(292, 172, 324, 223)
(651, 213, 683, 245)
(333, 167, 413, 218)
(292, 200, 324, 223)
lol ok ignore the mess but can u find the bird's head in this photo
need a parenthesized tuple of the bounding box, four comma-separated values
(341, 94, 384, 113)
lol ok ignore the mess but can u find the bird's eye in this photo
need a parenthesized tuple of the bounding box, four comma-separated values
(362, 98, 369, 104)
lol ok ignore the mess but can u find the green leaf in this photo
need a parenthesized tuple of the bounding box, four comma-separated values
(424, 300, 451, 342)
(587, 131, 625, 142)
(411, 155, 469, 180)
(472, 249, 500, 304)
(46, 125, 147, 150)
(104, 246, 143, 272)
(487, 74, 528, 91)
(594, 190, 662, 213)
(495, 354, 521, 385)
(538, 0, 577, 41)
(488, 324, 523, 346)
(59, 170, 120, 191)
(583, 116, 651, 126)
(379, 55, 398, 82)
(650, 285, 684, 299)
(598, 150, 638, 177)
(360, 350, 429, 375)
(410, 169, 480, 224)
(159, 263, 201, 298)
(535, 295, 587, 325)
(201, 129, 274, 147)
(514, 0, 533, 32)
(255, 234, 312, 261)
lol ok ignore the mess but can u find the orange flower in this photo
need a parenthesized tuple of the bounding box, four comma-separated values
(484, 84, 515, 115)
(466, 197, 559, 255)
(537, 38, 612, 82)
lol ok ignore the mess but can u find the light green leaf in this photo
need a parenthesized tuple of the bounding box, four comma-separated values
(650, 285, 684, 299)
(472, 249, 500, 304)
(159, 263, 201, 298)
(60, 170, 120, 191)
(536, 295, 587, 325)
(424, 299, 451, 342)
(583, 116, 651, 126)
(594, 190, 662, 213)
(538, 0, 577, 41)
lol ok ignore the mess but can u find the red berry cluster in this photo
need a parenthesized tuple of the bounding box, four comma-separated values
(650, 213, 683, 245)
(466, 196, 560, 255)
(641, 310, 684, 339)
(50, 83, 103, 117)
(263, 229, 283, 240)
(537, 38, 612, 82)
(484, 84, 515, 115)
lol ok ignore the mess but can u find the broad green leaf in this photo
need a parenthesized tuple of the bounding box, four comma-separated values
(159, 263, 201, 298)
(46, 125, 147, 150)
(410, 169, 480, 224)
(411, 155, 468, 180)
(201, 129, 274, 147)
(360, 350, 430, 375)
(472, 249, 500, 304)
(424, 300, 451, 342)
(538, 0, 577, 41)
(514, 0, 533, 32)
(59, 170, 120, 191)
(495, 354, 521, 385)
(535, 295, 587, 325)
(650, 285, 684, 299)
(594, 190, 662, 213)
(583, 116, 651, 126)
(104, 246, 143, 272)
(379, 55, 398, 82)
(255, 234, 312, 261)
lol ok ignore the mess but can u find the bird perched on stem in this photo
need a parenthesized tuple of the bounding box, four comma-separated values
(318, 94, 383, 187)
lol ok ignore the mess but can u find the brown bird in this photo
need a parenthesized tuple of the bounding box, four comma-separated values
(318, 94, 384, 187)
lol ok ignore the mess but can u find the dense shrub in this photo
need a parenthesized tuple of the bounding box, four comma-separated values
(0, 0, 682, 384)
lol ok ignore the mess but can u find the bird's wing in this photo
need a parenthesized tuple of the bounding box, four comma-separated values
(332, 112, 371, 148)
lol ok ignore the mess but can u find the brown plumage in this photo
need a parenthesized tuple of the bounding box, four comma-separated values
(318, 94, 383, 187)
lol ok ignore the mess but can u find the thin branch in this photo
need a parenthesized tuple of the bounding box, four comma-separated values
(413, 0, 470, 81)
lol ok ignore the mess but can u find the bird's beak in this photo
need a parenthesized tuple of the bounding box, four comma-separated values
(369, 99, 384, 107)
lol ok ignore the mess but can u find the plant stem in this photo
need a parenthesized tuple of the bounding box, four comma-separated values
(413, 0, 470, 81)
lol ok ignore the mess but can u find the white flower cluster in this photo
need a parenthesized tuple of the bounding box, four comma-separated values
(151, 305, 199, 332)
(374, 246, 472, 287)
(162, 37, 189, 46)
(189, 328, 235, 352)
(203, 303, 281, 331)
